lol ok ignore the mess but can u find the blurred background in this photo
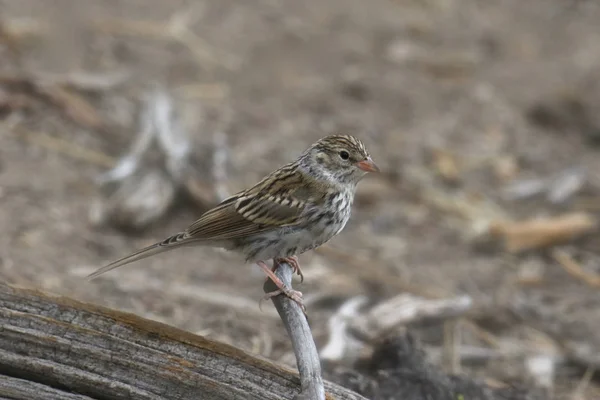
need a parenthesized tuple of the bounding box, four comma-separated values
(1, 0, 600, 398)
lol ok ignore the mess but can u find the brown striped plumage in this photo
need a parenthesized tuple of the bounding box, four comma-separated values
(88, 135, 378, 308)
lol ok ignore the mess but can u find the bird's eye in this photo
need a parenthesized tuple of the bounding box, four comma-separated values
(339, 150, 350, 160)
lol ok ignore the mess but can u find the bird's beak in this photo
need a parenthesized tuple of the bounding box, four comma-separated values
(356, 158, 380, 173)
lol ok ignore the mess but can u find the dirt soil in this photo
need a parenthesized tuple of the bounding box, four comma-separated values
(1, 0, 600, 399)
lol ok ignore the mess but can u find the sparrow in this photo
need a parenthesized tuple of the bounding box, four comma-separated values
(88, 135, 379, 311)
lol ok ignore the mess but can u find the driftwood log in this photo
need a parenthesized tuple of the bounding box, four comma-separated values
(0, 281, 366, 400)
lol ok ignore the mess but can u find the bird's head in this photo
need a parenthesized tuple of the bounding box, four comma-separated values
(300, 135, 379, 185)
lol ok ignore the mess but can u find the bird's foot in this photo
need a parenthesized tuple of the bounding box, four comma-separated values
(257, 260, 306, 314)
(261, 287, 305, 312)
(273, 256, 304, 283)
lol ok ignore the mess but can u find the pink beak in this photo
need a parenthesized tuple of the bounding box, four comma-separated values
(356, 158, 380, 173)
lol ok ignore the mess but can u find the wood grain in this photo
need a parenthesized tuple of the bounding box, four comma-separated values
(0, 282, 366, 400)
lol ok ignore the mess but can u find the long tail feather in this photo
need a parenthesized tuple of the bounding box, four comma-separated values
(87, 232, 192, 280)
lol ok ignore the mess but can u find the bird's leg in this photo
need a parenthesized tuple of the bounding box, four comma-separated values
(273, 256, 304, 283)
(256, 260, 305, 312)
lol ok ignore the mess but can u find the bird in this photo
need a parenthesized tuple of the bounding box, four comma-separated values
(87, 134, 380, 311)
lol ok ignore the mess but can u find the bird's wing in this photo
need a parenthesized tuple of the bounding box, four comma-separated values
(185, 170, 313, 240)
(87, 167, 315, 279)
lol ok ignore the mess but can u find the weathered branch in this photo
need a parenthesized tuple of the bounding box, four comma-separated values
(0, 282, 367, 400)
(263, 262, 325, 400)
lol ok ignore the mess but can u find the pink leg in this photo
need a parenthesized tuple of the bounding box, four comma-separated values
(257, 260, 305, 313)
(273, 256, 304, 283)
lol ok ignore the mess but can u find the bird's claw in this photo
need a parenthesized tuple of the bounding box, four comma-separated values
(260, 287, 306, 314)
(257, 259, 307, 314)
(273, 256, 304, 283)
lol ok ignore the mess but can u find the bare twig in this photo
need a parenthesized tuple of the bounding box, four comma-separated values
(40, 84, 105, 130)
(552, 249, 600, 288)
(264, 263, 326, 400)
(351, 293, 472, 342)
(320, 296, 369, 364)
(1, 73, 110, 131)
(490, 213, 597, 253)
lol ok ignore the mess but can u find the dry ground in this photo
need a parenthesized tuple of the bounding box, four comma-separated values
(1, 0, 600, 398)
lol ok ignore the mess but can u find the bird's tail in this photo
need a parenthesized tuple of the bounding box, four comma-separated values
(87, 232, 194, 280)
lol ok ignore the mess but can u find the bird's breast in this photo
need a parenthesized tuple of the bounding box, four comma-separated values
(240, 189, 354, 262)
(307, 189, 353, 242)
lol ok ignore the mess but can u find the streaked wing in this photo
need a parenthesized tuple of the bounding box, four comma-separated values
(186, 165, 312, 240)
(86, 188, 301, 279)
(87, 164, 315, 279)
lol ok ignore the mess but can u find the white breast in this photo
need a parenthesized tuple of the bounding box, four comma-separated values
(296, 189, 354, 252)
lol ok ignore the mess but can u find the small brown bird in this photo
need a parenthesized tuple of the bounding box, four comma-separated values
(88, 135, 379, 310)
